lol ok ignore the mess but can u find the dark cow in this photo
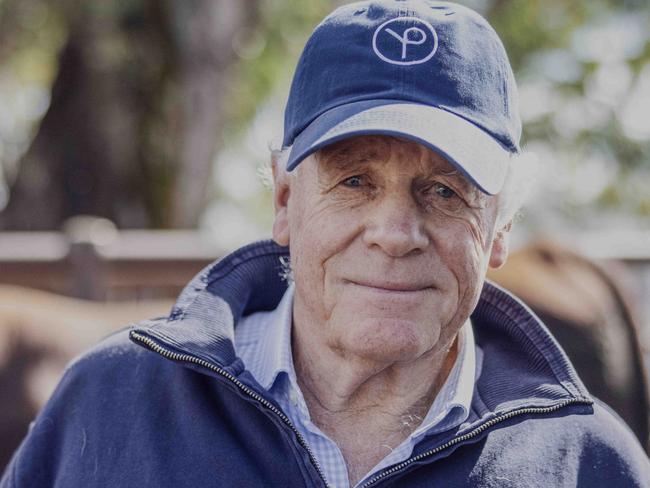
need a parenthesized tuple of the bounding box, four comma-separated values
(488, 240, 649, 452)
(0, 285, 172, 470)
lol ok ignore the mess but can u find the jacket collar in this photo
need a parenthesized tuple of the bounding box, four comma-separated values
(131, 239, 592, 414)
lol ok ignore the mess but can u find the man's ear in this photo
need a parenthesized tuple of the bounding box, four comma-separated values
(271, 153, 291, 247)
(489, 221, 511, 269)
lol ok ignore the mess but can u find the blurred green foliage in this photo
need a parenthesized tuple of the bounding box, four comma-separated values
(221, 0, 650, 231)
(1, 0, 649, 233)
(225, 1, 335, 136)
(0, 0, 64, 184)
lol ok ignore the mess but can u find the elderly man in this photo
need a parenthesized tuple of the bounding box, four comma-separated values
(2, 1, 649, 487)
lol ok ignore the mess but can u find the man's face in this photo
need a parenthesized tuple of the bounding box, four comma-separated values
(273, 135, 508, 365)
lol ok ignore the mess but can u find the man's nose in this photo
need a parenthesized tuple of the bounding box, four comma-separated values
(362, 191, 430, 257)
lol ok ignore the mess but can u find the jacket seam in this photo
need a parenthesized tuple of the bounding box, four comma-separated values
(205, 247, 288, 286)
(472, 386, 490, 418)
(9, 447, 18, 488)
(174, 242, 288, 322)
(480, 283, 584, 400)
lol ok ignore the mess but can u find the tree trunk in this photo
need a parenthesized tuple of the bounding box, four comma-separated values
(0, 0, 258, 230)
(164, 0, 258, 228)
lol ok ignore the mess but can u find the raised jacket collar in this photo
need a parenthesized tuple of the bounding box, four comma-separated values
(131, 239, 592, 419)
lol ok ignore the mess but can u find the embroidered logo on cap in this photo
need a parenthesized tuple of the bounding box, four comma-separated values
(372, 17, 438, 66)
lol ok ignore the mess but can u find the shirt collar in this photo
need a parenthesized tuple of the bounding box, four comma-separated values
(237, 283, 476, 425)
(412, 318, 476, 437)
(236, 282, 296, 390)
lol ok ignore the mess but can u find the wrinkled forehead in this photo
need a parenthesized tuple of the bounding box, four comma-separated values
(308, 135, 496, 209)
(315, 135, 465, 179)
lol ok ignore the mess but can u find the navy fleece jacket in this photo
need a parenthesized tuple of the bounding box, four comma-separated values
(2, 241, 649, 487)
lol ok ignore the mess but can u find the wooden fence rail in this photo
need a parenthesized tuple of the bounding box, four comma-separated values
(2, 216, 650, 389)
(0, 217, 225, 301)
(1, 218, 649, 332)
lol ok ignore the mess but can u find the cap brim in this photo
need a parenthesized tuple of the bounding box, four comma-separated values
(286, 100, 512, 195)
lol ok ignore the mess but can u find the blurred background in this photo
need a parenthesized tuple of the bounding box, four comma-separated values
(0, 0, 649, 470)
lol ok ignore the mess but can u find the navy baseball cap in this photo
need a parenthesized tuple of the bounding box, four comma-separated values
(282, 0, 521, 195)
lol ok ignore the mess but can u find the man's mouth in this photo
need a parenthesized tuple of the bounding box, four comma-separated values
(346, 279, 432, 293)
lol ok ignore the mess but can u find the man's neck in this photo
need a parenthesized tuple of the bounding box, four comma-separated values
(292, 322, 459, 486)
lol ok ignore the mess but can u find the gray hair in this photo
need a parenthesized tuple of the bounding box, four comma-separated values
(257, 146, 291, 190)
(494, 152, 537, 229)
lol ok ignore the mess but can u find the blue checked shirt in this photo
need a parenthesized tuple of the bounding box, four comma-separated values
(235, 283, 480, 488)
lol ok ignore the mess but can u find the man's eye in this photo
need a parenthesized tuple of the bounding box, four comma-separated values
(432, 182, 457, 199)
(342, 175, 365, 187)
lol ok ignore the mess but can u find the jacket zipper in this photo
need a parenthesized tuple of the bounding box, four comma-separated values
(130, 331, 331, 488)
(360, 397, 593, 487)
(132, 330, 591, 488)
